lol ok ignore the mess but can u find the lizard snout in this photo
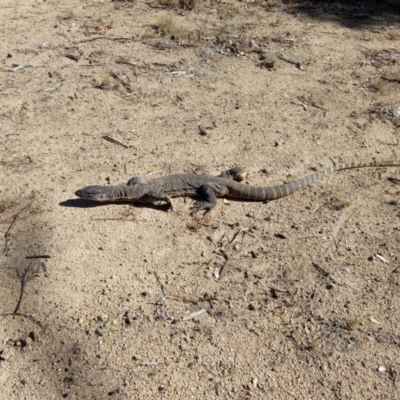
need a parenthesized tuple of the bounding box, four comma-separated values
(75, 186, 109, 201)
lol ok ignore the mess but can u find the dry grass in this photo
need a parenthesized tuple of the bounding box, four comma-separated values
(154, 14, 185, 39)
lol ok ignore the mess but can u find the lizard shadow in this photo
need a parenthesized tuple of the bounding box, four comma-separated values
(59, 198, 171, 211)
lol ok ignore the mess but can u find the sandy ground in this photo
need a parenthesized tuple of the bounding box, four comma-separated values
(1, 0, 400, 398)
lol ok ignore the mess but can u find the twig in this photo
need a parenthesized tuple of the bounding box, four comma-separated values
(298, 96, 328, 112)
(25, 255, 51, 259)
(230, 227, 253, 244)
(153, 271, 166, 295)
(312, 262, 340, 285)
(0, 312, 44, 328)
(312, 262, 329, 277)
(102, 135, 129, 148)
(388, 177, 400, 184)
(90, 218, 137, 221)
(153, 271, 217, 305)
(13, 268, 29, 314)
(109, 72, 133, 93)
(182, 309, 206, 321)
(278, 55, 304, 70)
(14, 263, 42, 314)
(74, 36, 137, 44)
(3, 202, 32, 254)
(207, 235, 220, 251)
(381, 75, 400, 84)
(296, 235, 326, 241)
(165, 293, 217, 305)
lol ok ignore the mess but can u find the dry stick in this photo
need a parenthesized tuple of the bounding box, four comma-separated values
(2, 202, 32, 255)
(0, 312, 44, 328)
(278, 55, 304, 70)
(218, 248, 230, 279)
(153, 271, 166, 295)
(388, 177, 400, 184)
(312, 262, 340, 286)
(109, 72, 133, 93)
(297, 95, 328, 112)
(153, 271, 217, 305)
(90, 218, 137, 222)
(102, 135, 129, 148)
(25, 255, 51, 259)
(74, 36, 137, 44)
(14, 262, 42, 314)
(13, 267, 30, 314)
(381, 75, 400, 84)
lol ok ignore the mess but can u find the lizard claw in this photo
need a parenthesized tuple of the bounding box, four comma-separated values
(191, 201, 213, 215)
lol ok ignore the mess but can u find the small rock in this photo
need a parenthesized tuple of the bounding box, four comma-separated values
(0, 347, 13, 361)
(108, 388, 120, 396)
(198, 126, 207, 136)
(94, 328, 103, 337)
(259, 54, 275, 70)
(250, 250, 258, 258)
(378, 366, 386, 373)
(97, 314, 108, 322)
(326, 283, 334, 290)
(124, 311, 134, 325)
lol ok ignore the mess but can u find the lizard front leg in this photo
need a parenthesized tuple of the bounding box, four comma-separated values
(127, 176, 145, 185)
(139, 191, 174, 210)
(191, 183, 228, 215)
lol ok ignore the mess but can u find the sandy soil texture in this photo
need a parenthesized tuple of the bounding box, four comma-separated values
(1, 0, 400, 398)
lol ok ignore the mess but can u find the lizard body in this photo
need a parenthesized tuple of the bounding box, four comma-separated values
(75, 163, 399, 214)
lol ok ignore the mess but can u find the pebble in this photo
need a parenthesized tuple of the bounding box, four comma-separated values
(124, 311, 134, 325)
(97, 314, 108, 322)
(0, 347, 13, 361)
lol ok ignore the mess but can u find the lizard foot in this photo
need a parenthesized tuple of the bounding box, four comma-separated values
(191, 201, 214, 215)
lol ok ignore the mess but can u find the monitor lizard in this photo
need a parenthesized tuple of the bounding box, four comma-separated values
(75, 162, 399, 214)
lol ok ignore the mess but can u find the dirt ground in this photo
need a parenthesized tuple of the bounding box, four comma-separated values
(1, 0, 400, 398)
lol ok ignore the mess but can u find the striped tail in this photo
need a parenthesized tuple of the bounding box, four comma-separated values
(228, 162, 400, 201)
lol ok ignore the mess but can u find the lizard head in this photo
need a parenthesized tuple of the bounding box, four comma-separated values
(75, 185, 116, 202)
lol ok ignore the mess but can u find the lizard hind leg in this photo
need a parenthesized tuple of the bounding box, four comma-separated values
(191, 183, 227, 215)
(219, 166, 246, 182)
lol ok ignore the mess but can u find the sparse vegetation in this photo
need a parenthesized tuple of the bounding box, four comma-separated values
(160, 0, 180, 8)
(345, 317, 359, 331)
(158, 0, 196, 10)
(101, 75, 111, 88)
(99, 75, 120, 91)
(334, 199, 351, 210)
(154, 14, 185, 39)
(370, 76, 400, 93)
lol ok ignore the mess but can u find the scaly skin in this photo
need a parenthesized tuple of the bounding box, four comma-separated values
(75, 163, 400, 214)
